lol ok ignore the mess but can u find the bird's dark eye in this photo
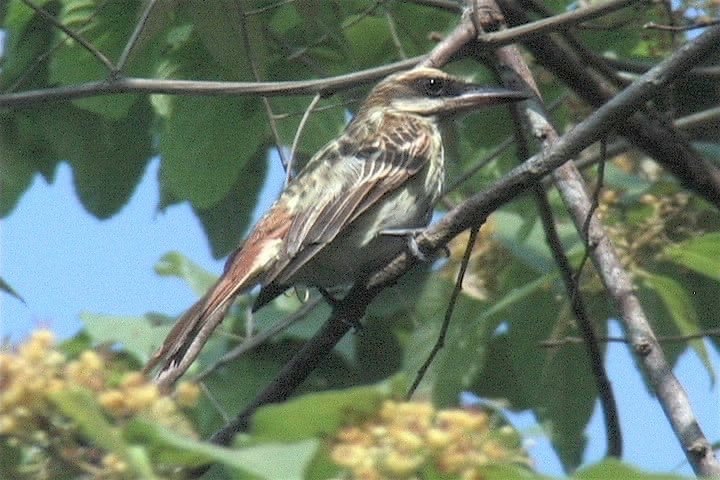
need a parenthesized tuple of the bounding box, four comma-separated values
(419, 77, 448, 97)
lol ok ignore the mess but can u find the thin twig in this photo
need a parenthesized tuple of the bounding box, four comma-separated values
(384, 9, 408, 59)
(287, 93, 322, 186)
(199, 381, 232, 423)
(194, 297, 322, 383)
(116, 0, 160, 74)
(238, 0, 290, 172)
(407, 226, 479, 398)
(20, 0, 116, 73)
(645, 19, 720, 32)
(245, 0, 296, 16)
(541, 327, 720, 346)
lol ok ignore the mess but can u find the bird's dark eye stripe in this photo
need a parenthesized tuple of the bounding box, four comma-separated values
(417, 77, 460, 97)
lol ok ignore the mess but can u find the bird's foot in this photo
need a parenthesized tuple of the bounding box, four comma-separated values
(380, 228, 434, 262)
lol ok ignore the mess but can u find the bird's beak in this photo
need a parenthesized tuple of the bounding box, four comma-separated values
(391, 85, 529, 116)
(439, 86, 529, 114)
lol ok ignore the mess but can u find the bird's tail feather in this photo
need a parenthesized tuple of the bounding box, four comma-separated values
(145, 273, 254, 390)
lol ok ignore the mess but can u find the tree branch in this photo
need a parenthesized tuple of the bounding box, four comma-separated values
(474, 0, 623, 460)
(484, 6, 720, 472)
(0, 0, 641, 109)
(210, 20, 720, 459)
(496, 0, 720, 209)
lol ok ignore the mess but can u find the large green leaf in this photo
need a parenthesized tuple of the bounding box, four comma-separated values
(640, 271, 714, 378)
(663, 232, 720, 282)
(125, 418, 318, 479)
(398, 275, 494, 403)
(81, 312, 174, 364)
(182, 0, 254, 79)
(192, 144, 269, 258)
(470, 268, 599, 471)
(26, 100, 152, 218)
(1, 0, 57, 90)
(384, 1, 456, 57)
(50, 388, 159, 478)
(574, 458, 690, 479)
(251, 380, 402, 442)
(343, 15, 393, 70)
(49, 0, 160, 118)
(160, 95, 267, 209)
(0, 110, 57, 216)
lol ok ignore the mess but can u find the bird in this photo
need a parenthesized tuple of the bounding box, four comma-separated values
(146, 67, 527, 389)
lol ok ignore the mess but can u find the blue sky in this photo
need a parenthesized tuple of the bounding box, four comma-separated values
(2, 155, 718, 476)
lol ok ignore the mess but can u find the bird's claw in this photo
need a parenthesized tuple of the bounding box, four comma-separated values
(380, 228, 431, 262)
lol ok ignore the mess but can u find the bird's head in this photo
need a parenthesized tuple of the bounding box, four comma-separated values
(360, 67, 528, 117)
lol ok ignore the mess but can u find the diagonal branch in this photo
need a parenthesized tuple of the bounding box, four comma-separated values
(496, 0, 720, 209)
(210, 21, 720, 459)
(473, 0, 623, 460)
(20, 0, 116, 73)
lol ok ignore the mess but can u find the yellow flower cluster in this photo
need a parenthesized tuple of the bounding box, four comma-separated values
(0, 329, 200, 478)
(330, 400, 527, 480)
(601, 191, 705, 269)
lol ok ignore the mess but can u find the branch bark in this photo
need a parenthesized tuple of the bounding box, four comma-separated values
(211, 19, 720, 472)
(473, 3, 622, 459)
(0, 0, 640, 108)
(496, 0, 720, 209)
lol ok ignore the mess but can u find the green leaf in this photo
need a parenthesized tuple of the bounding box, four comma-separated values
(492, 210, 580, 275)
(160, 95, 267, 209)
(49, 0, 160, 118)
(125, 419, 318, 479)
(574, 458, 690, 479)
(49, 388, 132, 460)
(81, 312, 174, 364)
(343, 15, 392, 70)
(640, 271, 714, 378)
(29, 100, 152, 218)
(0, 110, 59, 216)
(471, 268, 596, 471)
(251, 380, 403, 442)
(192, 145, 269, 258)
(155, 251, 217, 296)
(663, 232, 720, 281)
(384, 2, 456, 57)
(399, 275, 494, 404)
(182, 0, 253, 78)
(0, 438, 23, 479)
(0, 276, 25, 303)
(1, 0, 57, 90)
(48, 391, 113, 443)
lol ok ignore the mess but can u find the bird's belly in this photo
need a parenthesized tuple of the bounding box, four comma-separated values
(290, 174, 438, 287)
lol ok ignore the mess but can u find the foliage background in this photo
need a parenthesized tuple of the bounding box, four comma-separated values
(2, 0, 720, 478)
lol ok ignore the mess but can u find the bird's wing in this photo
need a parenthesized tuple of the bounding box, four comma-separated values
(265, 115, 436, 287)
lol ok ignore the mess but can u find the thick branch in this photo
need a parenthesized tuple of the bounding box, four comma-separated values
(0, 0, 640, 109)
(212, 22, 720, 451)
(496, 0, 720, 209)
(477, 4, 622, 458)
(484, 6, 720, 473)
